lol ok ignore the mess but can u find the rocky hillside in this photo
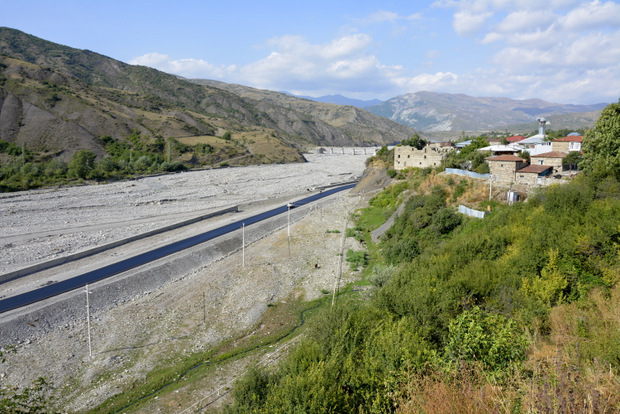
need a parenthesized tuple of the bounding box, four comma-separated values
(366, 90, 606, 134)
(190, 79, 415, 145)
(0, 27, 415, 162)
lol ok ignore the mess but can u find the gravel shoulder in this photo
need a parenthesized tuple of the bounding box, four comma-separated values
(0, 153, 373, 412)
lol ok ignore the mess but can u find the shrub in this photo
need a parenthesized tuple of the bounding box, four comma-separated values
(444, 307, 528, 371)
(368, 264, 395, 287)
(346, 249, 367, 270)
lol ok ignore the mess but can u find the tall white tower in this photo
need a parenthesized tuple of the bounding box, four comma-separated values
(537, 117, 547, 136)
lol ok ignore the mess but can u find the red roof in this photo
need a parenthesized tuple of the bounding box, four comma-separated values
(506, 135, 527, 142)
(517, 165, 553, 174)
(554, 135, 583, 142)
(531, 151, 568, 158)
(486, 155, 526, 162)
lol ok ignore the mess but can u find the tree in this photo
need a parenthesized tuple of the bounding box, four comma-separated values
(68, 150, 97, 179)
(579, 99, 620, 179)
(402, 134, 426, 150)
(562, 151, 582, 170)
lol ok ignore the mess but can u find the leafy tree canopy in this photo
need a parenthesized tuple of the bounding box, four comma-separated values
(401, 134, 426, 150)
(580, 99, 620, 179)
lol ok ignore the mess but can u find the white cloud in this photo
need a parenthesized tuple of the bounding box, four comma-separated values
(128, 0, 620, 105)
(130, 53, 235, 79)
(495, 10, 556, 33)
(130, 52, 170, 67)
(394, 72, 459, 92)
(560, 0, 620, 30)
(365, 10, 400, 23)
(356, 10, 422, 25)
(453, 10, 493, 35)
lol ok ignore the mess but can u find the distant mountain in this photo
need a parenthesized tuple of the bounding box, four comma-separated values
(292, 94, 383, 108)
(366, 91, 607, 135)
(0, 27, 413, 166)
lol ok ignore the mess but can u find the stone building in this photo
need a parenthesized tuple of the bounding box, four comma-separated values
(530, 151, 568, 174)
(486, 154, 528, 183)
(515, 164, 554, 186)
(394, 142, 454, 170)
(552, 135, 582, 153)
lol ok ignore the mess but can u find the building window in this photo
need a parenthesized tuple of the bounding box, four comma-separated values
(538, 159, 543, 165)
(408, 155, 410, 158)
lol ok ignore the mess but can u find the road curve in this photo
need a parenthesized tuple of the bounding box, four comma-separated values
(0, 183, 356, 314)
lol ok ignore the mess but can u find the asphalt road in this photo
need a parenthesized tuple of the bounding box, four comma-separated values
(0, 183, 356, 314)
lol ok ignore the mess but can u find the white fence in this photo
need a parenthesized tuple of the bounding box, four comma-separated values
(458, 205, 487, 219)
(445, 168, 490, 179)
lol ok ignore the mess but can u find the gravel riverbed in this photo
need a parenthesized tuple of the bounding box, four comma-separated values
(0, 153, 375, 412)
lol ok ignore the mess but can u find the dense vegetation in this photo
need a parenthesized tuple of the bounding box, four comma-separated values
(224, 102, 620, 413)
(0, 130, 254, 191)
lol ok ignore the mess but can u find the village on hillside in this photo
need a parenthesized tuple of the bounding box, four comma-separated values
(394, 118, 583, 188)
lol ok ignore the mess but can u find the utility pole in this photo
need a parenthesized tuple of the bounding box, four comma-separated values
(287, 206, 291, 258)
(203, 292, 206, 326)
(489, 175, 493, 200)
(85, 284, 92, 358)
(242, 222, 245, 267)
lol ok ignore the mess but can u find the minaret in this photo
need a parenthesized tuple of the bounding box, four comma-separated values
(537, 117, 547, 136)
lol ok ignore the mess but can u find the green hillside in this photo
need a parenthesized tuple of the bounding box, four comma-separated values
(224, 102, 620, 413)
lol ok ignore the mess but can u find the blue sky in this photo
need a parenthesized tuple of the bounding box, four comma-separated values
(1, 0, 619, 104)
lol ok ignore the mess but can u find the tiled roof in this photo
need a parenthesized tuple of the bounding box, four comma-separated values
(553, 135, 583, 142)
(517, 165, 553, 174)
(486, 155, 526, 162)
(506, 135, 527, 142)
(531, 151, 569, 158)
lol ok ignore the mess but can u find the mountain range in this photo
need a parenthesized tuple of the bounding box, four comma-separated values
(292, 94, 382, 108)
(0, 27, 609, 167)
(365, 91, 607, 134)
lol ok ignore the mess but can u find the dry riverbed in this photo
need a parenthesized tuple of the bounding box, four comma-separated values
(0, 153, 377, 412)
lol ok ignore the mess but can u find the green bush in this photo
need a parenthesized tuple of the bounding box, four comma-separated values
(444, 307, 528, 371)
(346, 249, 367, 270)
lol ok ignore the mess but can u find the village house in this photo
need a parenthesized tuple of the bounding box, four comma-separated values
(486, 154, 528, 183)
(516, 135, 552, 155)
(506, 135, 527, 144)
(515, 164, 554, 186)
(477, 144, 522, 156)
(394, 142, 455, 170)
(552, 135, 582, 153)
(530, 151, 569, 174)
